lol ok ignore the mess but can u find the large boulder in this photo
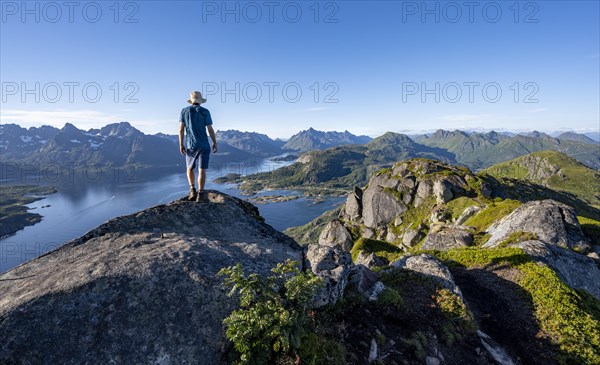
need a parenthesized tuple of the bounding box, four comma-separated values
(483, 200, 589, 251)
(513, 240, 600, 300)
(433, 180, 454, 204)
(343, 186, 363, 221)
(455, 205, 482, 225)
(348, 265, 385, 301)
(0, 191, 302, 365)
(362, 185, 407, 229)
(391, 254, 462, 298)
(422, 225, 473, 251)
(414, 181, 432, 207)
(305, 243, 353, 307)
(355, 251, 387, 268)
(318, 219, 354, 251)
(401, 227, 425, 248)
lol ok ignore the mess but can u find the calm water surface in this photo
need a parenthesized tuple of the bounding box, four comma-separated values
(0, 159, 344, 273)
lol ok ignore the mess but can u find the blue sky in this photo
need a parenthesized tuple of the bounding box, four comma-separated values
(1, 0, 599, 138)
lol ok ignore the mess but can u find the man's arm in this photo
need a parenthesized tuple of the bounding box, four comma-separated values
(207, 125, 217, 153)
(178, 122, 185, 155)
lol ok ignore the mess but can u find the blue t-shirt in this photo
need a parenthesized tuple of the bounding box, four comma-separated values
(179, 105, 213, 150)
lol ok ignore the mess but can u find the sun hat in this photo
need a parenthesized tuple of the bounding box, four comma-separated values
(187, 91, 207, 104)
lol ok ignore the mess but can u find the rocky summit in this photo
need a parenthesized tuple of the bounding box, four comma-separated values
(0, 191, 302, 365)
(292, 157, 600, 364)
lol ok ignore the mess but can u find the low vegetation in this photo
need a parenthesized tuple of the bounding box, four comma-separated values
(463, 199, 521, 232)
(484, 150, 600, 210)
(445, 196, 483, 221)
(350, 237, 403, 263)
(218, 260, 354, 365)
(578, 216, 600, 245)
(430, 247, 600, 364)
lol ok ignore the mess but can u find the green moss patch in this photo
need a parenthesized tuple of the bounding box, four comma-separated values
(578, 216, 600, 245)
(463, 199, 521, 232)
(350, 238, 403, 263)
(445, 197, 482, 221)
(498, 231, 540, 247)
(377, 287, 404, 309)
(391, 196, 436, 234)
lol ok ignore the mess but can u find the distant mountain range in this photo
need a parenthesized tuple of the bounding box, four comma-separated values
(414, 129, 599, 170)
(282, 128, 372, 152)
(0, 123, 376, 170)
(216, 130, 285, 157)
(229, 129, 599, 196)
(1, 123, 597, 174)
(0, 122, 181, 169)
(229, 132, 454, 195)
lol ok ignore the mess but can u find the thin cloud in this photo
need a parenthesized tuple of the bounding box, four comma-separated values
(0, 109, 125, 129)
(438, 114, 490, 122)
(527, 108, 548, 113)
(305, 107, 330, 112)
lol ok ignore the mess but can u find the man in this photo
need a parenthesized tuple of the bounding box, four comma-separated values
(179, 91, 218, 202)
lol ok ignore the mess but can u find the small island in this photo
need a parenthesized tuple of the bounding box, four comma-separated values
(213, 173, 243, 184)
(0, 185, 57, 237)
(247, 195, 300, 204)
(270, 154, 298, 162)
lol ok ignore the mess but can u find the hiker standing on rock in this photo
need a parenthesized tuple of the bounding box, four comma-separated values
(179, 91, 218, 202)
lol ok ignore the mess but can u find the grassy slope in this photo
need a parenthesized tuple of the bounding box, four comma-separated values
(484, 150, 600, 210)
(431, 247, 600, 364)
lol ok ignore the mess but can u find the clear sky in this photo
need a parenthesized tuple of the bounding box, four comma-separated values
(1, 0, 599, 138)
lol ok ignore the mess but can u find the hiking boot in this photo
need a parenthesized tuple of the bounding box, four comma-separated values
(196, 190, 207, 203)
(187, 187, 197, 201)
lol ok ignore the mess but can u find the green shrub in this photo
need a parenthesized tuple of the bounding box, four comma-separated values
(400, 331, 428, 361)
(218, 260, 324, 365)
(434, 288, 477, 334)
(377, 287, 404, 309)
(296, 333, 347, 365)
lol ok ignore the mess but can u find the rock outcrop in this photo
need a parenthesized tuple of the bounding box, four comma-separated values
(0, 191, 302, 365)
(318, 219, 354, 251)
(305, 243, 353, 307)
(391, 254, 463, 298)
(340, 159, 485, 245)
(513, 240, 600, 300)
(362, 185, 407, 229)
(348, 265, 385, 301)
(483, 199, 589, 251)
(422, 224, 473, 251)
(355, 251, 387, 268)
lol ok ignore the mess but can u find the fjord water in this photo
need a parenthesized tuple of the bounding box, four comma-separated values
(0, 159, 344, 273)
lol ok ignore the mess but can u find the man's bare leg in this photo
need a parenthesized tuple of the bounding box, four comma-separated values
(187, 168, 196, 189)
(198, 168, 207, 191)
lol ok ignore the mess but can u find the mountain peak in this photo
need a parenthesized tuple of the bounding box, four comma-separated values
(61, 122, 80, 132)
(557, 131, 598, 144)
(284, 129, 372, 152)
(99, 121, 141, 138)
